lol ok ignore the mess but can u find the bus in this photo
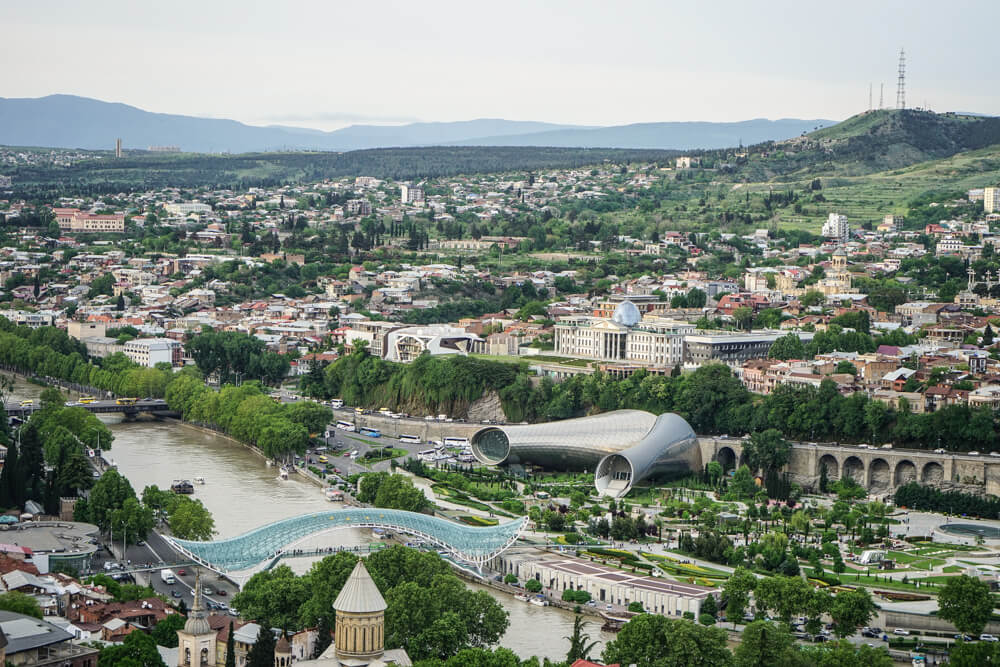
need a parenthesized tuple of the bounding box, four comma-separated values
(443, 436, 469, 447)
(330, 399, 344, 409)
(359, 427, 381, 438)
(417, 448, 439, 459)
(79, 395, 96, 404)
(399, 434, 421, 444)
(116, 397, 137, 406)
(336, 420, 356, 432)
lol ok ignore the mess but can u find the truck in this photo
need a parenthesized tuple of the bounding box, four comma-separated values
(161, 569, 176, 585)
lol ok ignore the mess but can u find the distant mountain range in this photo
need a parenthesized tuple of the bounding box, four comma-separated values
(0, 94, 836, 153)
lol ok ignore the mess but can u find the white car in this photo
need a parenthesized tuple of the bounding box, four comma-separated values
(969, 451, 981, 456)
(893, 628, 910, 636)
(981, 634, 999, 642)
(933, 448, 946, 454)
(990, 452, 1000, 458)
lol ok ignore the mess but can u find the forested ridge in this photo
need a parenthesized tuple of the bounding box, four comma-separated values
(8, 146, 679, 197)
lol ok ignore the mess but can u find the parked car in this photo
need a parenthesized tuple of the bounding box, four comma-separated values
(893, 629, 910, 636)
(981, 634, 999, 642)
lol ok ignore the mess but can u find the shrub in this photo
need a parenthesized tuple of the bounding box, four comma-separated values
(525, 579, 542, 593)
(699, 613, 717, 625)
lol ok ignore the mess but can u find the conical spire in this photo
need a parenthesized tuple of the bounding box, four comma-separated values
(183, 568, 212, 635)
(333, 561, 386, 613)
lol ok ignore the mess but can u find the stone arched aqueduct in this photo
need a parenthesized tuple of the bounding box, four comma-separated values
(699, 437, 1000, 496)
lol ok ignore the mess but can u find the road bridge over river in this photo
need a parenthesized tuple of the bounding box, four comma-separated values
(4, 398, 179, 419)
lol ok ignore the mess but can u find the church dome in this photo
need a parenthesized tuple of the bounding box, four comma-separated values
(611, 300, 641, 327)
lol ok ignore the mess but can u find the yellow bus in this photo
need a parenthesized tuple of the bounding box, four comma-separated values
(79, 395, 96, 404)
(116, 397, 137, 406)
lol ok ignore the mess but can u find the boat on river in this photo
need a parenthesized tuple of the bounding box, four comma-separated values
(528, 596, 548, 607)
(194, 477, 206, 485)
(513, 593, 529, 602)
(278, 467, 290, 480)
(170, 479, 194, 494)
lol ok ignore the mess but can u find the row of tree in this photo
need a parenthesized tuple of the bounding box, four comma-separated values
(165, 372, 332, 460)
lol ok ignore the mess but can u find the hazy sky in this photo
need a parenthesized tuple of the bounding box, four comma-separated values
(3, 0, 997, 130)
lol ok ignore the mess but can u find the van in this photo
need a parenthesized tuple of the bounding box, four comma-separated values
(331, 399, 344, 409)
(318, 455, 329, 464)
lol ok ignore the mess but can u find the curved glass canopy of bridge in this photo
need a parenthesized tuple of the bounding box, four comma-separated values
(166, 509, 526, 575)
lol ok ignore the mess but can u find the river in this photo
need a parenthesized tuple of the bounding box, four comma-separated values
(8, 377, 613, 660)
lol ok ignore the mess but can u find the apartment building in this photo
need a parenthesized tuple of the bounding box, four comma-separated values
(985, 186, 999, 214)
(821, 212, 849, 243)
(123, 338, 182, 367)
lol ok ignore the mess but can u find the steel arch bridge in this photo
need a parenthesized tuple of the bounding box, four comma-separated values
(165, 509, 526, 582)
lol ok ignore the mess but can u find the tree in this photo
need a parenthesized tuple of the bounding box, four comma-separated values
(984, 323, 995, 347)
(231, 566, 310, 631)
(151, 613, 186, 648)
(246, 625, 275, 667)
(828, 587, 876, 639)
(949, 640, 1000, 667)
(524, 579, 542, 593)
(81, 469, 137, 532)
(938, 575, 994, 636)
(742, 429, 791, 475)
(564, 614, 599, 664)
(732, 306, 754, 332)
(225, 621, 238, 667)
(0, 591, 42, 619)
(602, 614, 733, 667)
(169, 497, 216, 541)
(98, 630, 167, 667)
(312, 615, 332, 659)
(798, 640, 893, 667)
(722, 567, 756, 628)
(733, 621, 795, 667)
(110, 497, 155, 545)
(707, 461, 723, 487)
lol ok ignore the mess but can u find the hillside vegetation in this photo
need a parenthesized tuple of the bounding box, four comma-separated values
(741, 109, 1000, 180)
(6, 145, 679, 197)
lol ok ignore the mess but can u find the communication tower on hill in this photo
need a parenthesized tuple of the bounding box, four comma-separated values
(896, 48, 906, 110)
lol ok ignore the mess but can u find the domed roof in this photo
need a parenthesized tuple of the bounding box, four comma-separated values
(611, 300, 641, 327)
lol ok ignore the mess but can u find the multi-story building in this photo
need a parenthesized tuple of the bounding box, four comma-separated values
(122, 338, 182, 368)
(52, 208, 126, 233)
(400, 184, 424, 204)
(683, 331, 814, 366)
(345, 199, 372, 216)
(821, 212, 849, 243)
(985, 186, 999, 214)
(554, 302, 693, 367)
(498, 552, 714, 617)
(342, 320, 404, 359)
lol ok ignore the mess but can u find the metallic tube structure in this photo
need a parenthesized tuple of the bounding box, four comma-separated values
(470, 410, 700, 497)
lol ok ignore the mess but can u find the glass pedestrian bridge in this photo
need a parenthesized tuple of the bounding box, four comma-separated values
(166, 509, 526, 580)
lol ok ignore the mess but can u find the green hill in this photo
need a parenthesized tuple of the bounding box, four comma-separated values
(741, 109, 1000, 180)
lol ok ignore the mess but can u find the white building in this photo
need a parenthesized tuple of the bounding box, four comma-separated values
(986, 186, 999, 214)
(384, 325, 481, 363)
(122, 338, 181, 367)
(400, 184, 424, 204)
(554, 302, 693, 367)
(821, 213, 849, 243)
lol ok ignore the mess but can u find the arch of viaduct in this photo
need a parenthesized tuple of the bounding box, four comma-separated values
(698, 437, 1000, 495)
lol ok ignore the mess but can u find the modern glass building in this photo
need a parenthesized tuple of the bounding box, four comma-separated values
(470, 410, 701, 497)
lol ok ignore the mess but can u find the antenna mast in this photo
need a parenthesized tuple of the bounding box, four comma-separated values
(896, 48, 906, 110)
(869, 83, 872, 111)
(879, 83, 884, 109)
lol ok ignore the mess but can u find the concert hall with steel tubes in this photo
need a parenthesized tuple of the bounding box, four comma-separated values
(470, 410, 701, 497)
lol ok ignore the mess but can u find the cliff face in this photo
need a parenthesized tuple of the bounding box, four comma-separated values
(466, 390, 507, 423)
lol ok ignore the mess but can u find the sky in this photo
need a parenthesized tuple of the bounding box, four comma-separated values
(2, 0, 998, 131)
